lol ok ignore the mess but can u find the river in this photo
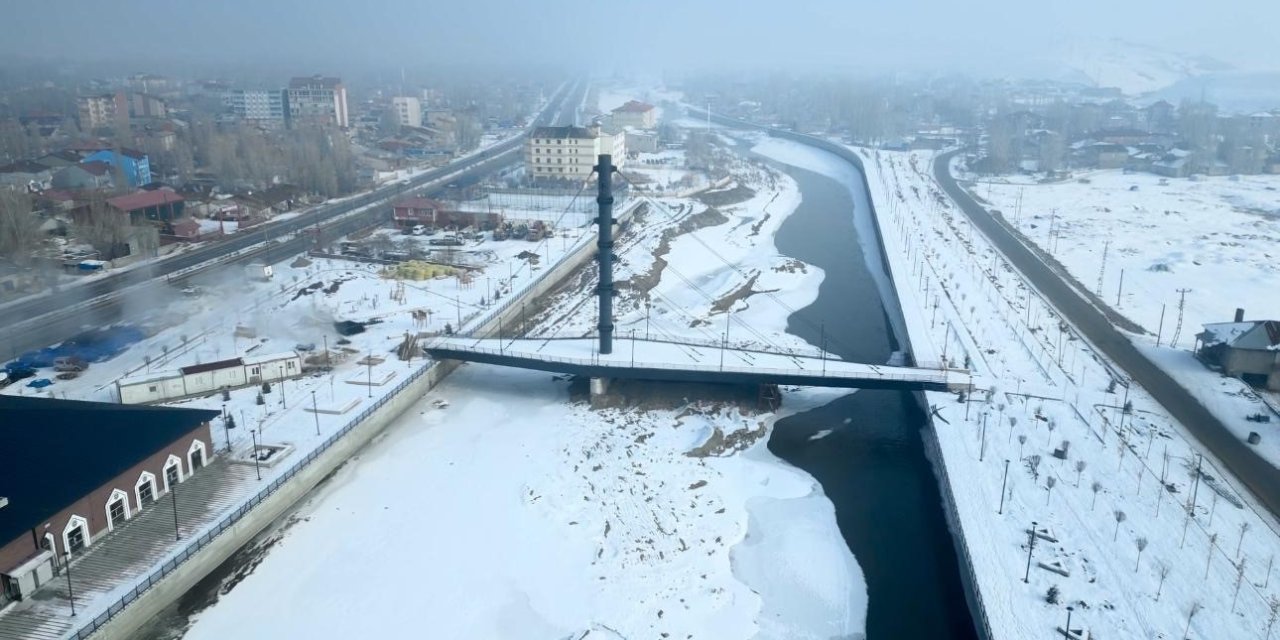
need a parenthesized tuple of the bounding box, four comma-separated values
(766, 154, 979, 640)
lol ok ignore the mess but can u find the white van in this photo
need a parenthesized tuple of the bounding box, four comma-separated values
(411, 225, 427, 236)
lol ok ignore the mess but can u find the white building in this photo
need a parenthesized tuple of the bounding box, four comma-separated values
(287, 76, 349, 128)
(390, 96, 422, 128)
(117, 352, 303, 404)
(223, 89, 288, 127)
(610, 100, 657, 129)
(525, 125, 626, 182)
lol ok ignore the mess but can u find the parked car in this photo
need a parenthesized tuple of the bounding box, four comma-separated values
(53, 357, 88, 373)
(411, 225, 427, 235)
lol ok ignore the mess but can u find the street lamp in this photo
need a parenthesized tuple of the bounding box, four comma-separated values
(1024, 520, 1038, 583)
(64, 552, 75, 616)
(311, 390, 321, 436)
(250, 429, 262, 481)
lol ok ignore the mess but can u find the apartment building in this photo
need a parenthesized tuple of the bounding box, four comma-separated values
(223, 89, 289, 127)
(287, 76, 349, 128)
(525, 125, 625, 182)
(391, 96, 422, 128)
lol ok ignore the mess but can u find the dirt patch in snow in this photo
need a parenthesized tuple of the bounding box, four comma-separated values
(697, 184, 756, 207)
(709, 271, 777, 315)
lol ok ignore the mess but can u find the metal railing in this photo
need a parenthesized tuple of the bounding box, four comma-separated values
(427, 341, 967, 385)
(69, 362, 435, 639)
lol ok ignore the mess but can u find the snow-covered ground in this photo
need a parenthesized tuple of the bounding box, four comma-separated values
(170, 134, 869, 639)
(971, 168, 1280, 469)
(860, 146, 1280, 639)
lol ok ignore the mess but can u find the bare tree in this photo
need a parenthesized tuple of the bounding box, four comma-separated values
(1155, 561, 1170, 601)
(1075, 460, 1086, 487)
(1113, 510, 1126, 541)
(1236, 522, 1250, 559)
(1205, 533, 1218, 579)
(1045, 476, 1057, 505)
(1231, 558, 1247, 612)
(0, 190, 42, 264)
(1184, 601, 1202, 640)
(1134, 537, 1148, 572)
(1046, 419, 1056, 446)
(1266, 595, 1279, 639)
(1018, 434, 1027, 460)
(1091, 481, 1103, 511)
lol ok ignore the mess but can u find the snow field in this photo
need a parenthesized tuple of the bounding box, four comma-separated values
(860, 146, 1280, 639)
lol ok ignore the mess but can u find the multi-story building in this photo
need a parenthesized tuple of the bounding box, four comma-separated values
(128, 93, 168, 119)
(76, 93, 126, 132)
(391, 96, 422, 128)
(611, 100, 657, 129)
(287, 76, 349, 128)
(525, 125, 625, 182)
(223, 89, 288, 127)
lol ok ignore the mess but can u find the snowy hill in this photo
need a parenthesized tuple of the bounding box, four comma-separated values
(1056, 38, 1233, 96)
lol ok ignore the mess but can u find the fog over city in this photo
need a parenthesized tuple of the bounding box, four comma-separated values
(2, 0, 1278, 76)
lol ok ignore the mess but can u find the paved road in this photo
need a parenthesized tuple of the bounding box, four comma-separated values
(1, 80, 586, 358)
(932, 149, 1280, 519)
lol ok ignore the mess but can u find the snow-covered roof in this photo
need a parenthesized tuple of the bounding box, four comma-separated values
(242, 351, 301, 366)
(117, 369, 181, 387)
(1199, 321, 1280, 350)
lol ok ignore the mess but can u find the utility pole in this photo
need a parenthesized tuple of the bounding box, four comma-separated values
(1171, 288, 1191, 348)
(1095, 240, 1109, 296)
(171, 479, 180, 541)
(1115, 269, 1125, 306)
(65, 553, 75, 616)
(250, 429, 262, 481)
(311, 390, 321, 436)
(998, 459, 1010, 514)
(1156, 304, 1167, 347)
(1024, 520, 1038, 582)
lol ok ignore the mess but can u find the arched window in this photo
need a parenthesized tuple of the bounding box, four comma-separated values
(63, 515, 90, 555)
(188, 439, 207, 473)
(105, 489, 131, 531)
(163, 454, 183, 492)
(135, 471, 158, 510)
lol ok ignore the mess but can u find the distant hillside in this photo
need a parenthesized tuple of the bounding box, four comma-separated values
(1055, 38, 1233, 96)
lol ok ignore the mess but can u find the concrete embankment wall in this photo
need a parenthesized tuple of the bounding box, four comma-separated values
(88, 201, 638, 640)
(714, 115, 996, 640)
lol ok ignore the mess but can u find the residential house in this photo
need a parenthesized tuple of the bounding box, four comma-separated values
(611, 101, 657, 129)
(1089, 143, 1130, 169)
(51, 161, 113, 191)
(106, 189, 185, 227)
(33, 151, 82, 171)
(0, 161, 53, 192)
(1143, 100, 1176, 133)
(1196, 314, 1280, 391)
(81, 149, 151, 188)
(1152, 149, 1192, 178)
(392, 197, 500, 230)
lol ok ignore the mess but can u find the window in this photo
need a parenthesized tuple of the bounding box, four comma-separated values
(189, 440, 207, 473)
(108, 497, 127, 529)
(139, 480, 155, 504)
(287, 361, 295, 369)
(149, 385, 157, 392)
(67, 527, 85, 553)
(64, 516, 89, 555)
(164, 456, 182, 490)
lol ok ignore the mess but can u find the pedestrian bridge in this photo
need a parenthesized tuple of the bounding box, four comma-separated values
(425, 337, 973, 393)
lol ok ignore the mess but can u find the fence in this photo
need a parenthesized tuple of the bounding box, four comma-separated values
(69, 361, 434, 639)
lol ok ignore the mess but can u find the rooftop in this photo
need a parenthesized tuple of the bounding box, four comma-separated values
(106, 189, 183, 212)
(1200, 320, 1280, 350)
(0, 395, 219, 546)
(531, 125, 594, 140)
(612, 100, 655, 114)
(394, 196, 444, 210)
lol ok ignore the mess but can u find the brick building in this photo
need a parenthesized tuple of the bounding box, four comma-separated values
(0, 396, 219, 607)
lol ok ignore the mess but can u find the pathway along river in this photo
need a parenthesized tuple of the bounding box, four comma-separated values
(765, 152, 978, 639)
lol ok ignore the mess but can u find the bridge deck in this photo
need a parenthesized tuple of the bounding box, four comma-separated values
(425, 338, 972, 392)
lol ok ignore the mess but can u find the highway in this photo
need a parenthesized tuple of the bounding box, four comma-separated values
(932, 149, 1280, 520)
(2, 80, 585, 359)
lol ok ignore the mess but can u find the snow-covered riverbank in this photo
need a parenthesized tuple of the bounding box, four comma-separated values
(175, 135, 869, 639)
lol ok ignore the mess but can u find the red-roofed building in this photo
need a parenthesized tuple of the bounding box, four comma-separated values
(611, 100, 657, 129)
(106, 189, 185, 226)
(391, 197, 500, 230)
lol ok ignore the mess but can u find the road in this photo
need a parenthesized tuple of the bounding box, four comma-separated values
(1, 80, 586, 359)
(932, 149, 1280, 519)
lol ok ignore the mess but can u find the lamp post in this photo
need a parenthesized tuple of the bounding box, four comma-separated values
(222, 403, 232, 453)
(1064, 606, 1074, 639)
(1024, 520, 1038, 583)
(250, 429, 262, 481)
(367, 352, 373, 398)
(171, 477, 181, 541)
(998, 459, 1010, 514)
(64, 552, 75, 616)
(311, 390, 321, 436)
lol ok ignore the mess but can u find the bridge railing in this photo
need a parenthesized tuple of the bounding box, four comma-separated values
(427, 341, 968, 385)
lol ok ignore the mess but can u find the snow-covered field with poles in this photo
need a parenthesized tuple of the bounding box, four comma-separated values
(172, 135, 870, 639)
(861, 146, 1280, 639)
(968, 169, 1280, 469)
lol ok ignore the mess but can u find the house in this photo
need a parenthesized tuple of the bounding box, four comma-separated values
(524, 125, 625, 183)
(0, 161, 53, 192)
(51, 161, 114, 191)
(33, 150, 83, 171)
(611, 100, 657, 129)
(243, 184, 299, 215)
(1196, 312, 1280, 391)
(626, 130, 660, 154)
(0, 396, 218, 607)
(116, 352, 303, 404)
(81, 148, 151, 188)
(1152, 149, 1192, 178)
(106, 189, 186, 227)
(393, 196, 446, 229)
(1089, 143, 1130, 169)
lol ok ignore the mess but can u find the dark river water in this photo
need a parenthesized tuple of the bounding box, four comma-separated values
(767, 158, 979, 640)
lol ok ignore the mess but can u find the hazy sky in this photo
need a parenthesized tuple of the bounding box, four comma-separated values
(2, 0, 1277, 77)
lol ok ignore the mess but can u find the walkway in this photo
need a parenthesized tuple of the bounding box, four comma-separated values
(426, 337, 973, 392)
(0, 456, 260, 640)
(933, 149, 1280, 518)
